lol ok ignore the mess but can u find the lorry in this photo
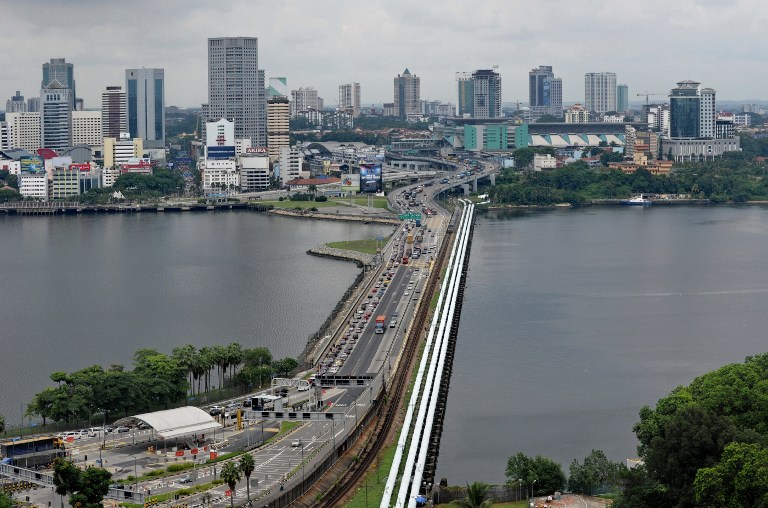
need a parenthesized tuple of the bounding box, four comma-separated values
(375, 315, 386, 334)
(415, 218, 422, 227)
(406, 234, 414, 244)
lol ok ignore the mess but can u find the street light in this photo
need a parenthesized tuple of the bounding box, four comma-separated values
(133, 456, 138, 490)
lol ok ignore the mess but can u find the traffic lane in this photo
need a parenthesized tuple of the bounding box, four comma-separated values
(338, 266, 412, 376)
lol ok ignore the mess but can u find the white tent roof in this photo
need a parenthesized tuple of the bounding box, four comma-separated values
(129, 407, 222, 439)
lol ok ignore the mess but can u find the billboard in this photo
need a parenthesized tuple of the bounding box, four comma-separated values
(207, 146, 236, 159)
(359, 164, 382, 193)
(20, 156, 44, 173)
(341, 174, 360, 192)
(69, 164, 91, 172)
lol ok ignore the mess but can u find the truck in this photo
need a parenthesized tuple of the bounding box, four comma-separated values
(375, 315, 386, 334)
(415, 218, 422, 227)
(406, 234, 414, 244)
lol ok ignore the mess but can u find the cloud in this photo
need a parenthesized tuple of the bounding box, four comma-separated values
(2, 0, 768, 108)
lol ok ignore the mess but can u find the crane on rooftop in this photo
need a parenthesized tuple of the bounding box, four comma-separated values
(637, 92, 667, 105)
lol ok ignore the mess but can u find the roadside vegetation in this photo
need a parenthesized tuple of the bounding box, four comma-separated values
(327, 237, 389, 255)
(22, 344, 298, 431)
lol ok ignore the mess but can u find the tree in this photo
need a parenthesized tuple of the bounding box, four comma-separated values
(272, 357, 299, 376)
(452, 482, 493, 508)
(694, 442, 768, 507)
(53, 458, 112, 507)
(239, 453, 256, 504)
(0, 492, 11, 508)
(505, 452, 566, 497)
(568, 449, 623, 495)
(0, 413, 4, 434)
(220, 461, 242, 508)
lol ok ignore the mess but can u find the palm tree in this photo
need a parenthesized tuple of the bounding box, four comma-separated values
(452, 482, 493, 508)
(239, 453, 256, 504)
(220, 461, 241, 508)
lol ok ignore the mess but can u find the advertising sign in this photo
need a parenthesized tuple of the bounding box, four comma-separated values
(69, 164, 91, 172)
(359, 164, 382, 193)
(20, 156, 44, 173)
(341, 173, 360, 192)
(207, 146, 236, 159)
(245, 147, 268, 154)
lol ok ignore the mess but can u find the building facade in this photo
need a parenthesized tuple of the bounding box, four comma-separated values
(6, 91, 27, 113)
(40, 81, 73, 152)
(471, 69, 502, 119)
(584, 72, 617, 113)
(565, 104, 591, 123)
(125, 68, 165, 147)
(101, 86, 127, 139)
(279, 145, 304, 185)
(669, 80, 702, 138)
(240, 153, 271, 191)
(206, 37, 265, 147)
(42, 58, 76, 110)
(268, 77, 288, 98)
(103, 135, 143, 168)
(72, 110, 102, 146)
(338, 83, 361, 118)
(267, 97, 290, 162)
(617, 84, 629, 112)
(456, 72, 473, 117)
(528, 65, 563, 120)
(19, 172, 48, 201)
(290, 87, 323, 118)
(394, 69, 420, 119)
(5, 112, 41, 152)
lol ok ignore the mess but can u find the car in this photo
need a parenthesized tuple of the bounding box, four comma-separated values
(178, 476, 193, 484)
(291, 440, 301, 447)
(209, 406, 223, 416)
(114, 426, 130, 433)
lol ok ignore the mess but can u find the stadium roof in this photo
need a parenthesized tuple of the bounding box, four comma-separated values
(117, 407, 222, 439)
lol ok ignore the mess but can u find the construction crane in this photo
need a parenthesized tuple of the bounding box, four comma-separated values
(637, 92, 667, 105)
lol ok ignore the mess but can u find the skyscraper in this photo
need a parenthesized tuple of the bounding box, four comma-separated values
(206, 37, 266, 147)
(394, 69, 420, 119)
(456, 72, 474, 117)
(101, 86, 127, 139)
(6, 91, 27, 113)
(700, 87, 716, 138)
(290, 88, 323, 118)
(585, 72, 617, 113)
(267, 96, 290, 162)
(471, 69, 502, 118)
(616, 84, 629, 113)
(669, 80, 701, 138)
(528, 65, 563, 119)
(40, 80, 73, 151)
(338, 83, 361, 118)
(125, 68, 165, 147)
(42, 58, 76, 110)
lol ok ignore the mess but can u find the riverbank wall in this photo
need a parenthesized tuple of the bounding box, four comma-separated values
(267, 207, 400, 225)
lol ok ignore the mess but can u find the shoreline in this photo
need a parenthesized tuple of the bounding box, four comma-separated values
(482, 198, 768, 211)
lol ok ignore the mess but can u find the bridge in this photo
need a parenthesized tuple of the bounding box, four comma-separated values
(385, 153, 460, 172)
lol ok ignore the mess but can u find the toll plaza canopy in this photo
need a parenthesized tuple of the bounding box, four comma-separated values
(117, 407, 222, 440)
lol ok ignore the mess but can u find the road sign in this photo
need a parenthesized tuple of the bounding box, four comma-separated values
(399, 213, 422, 220)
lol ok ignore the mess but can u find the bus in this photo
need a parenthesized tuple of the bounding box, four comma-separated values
(0, 435, 65, 469)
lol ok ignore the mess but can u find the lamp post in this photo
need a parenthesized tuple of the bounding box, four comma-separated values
(530, 479, 537, 501)
(517, 479, 521, 501)
(299, 438, 305, 490)
(133, 456, 138, 490)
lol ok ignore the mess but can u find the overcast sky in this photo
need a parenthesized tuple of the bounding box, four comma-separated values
(2, 0, 766, 110)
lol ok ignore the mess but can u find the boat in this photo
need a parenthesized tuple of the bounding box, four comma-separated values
(621, 196, 652, 206)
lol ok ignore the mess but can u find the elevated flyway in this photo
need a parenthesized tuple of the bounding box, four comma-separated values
(381, 200, 475, 508)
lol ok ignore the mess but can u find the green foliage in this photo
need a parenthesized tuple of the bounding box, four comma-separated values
(568, 449, 624, 495)
(315, 195, 328, 202)
(0, 492, 12, 508)
(694, 442, 768, 507)
(166, 463, 194, 473)
(614, 353, 768, 507)
(536, 114, 564, 123)
(0, 413, 4, 433)
(505, 452, 566, 497)
(220, 461, 241, 507)
(290, 192, 313, 201)
(452, 482, 494, 508)
(0, 187, 21, 202)
(272, 357, 299, 376)
(53, 459, 112, 507)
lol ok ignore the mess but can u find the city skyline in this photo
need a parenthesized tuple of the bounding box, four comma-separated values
(2, 0, 767, 109)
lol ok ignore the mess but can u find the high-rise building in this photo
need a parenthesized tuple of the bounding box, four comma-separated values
(42, 58, 76, 110)
(338, 83, 361, 118)
(585, 72, 617, 113)
(125, 68, 165, 147)
(669, 80, 702, 138)
(456, 72, 474, 117)
(101, 86, 127, 139)
(471, 69, 502, 118)
(290, 87, 323, 118)
(617, 84, 629, 113)
(700, 87, 716, 138)
(6, 91, 27, 113)
(5, 112, 41, 151)
(72, 110, 103, 146)
(27, 97, 40, 113)
(565, 104, 591, 123)
(267, 96, 290, 162)
(528, 65, 562, 119)
(40, 80, 73, 152)
(268, 77, 288, 98)
(206, 37, 266, 147)
(104, 134, 143, 169)
(394, 69, 420, 119)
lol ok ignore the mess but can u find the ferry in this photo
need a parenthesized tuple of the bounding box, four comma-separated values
(621, 196, 652, 206)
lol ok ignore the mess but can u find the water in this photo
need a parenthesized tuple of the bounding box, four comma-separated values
(436, 205, 768, 485)
(0, 212, 393, 424)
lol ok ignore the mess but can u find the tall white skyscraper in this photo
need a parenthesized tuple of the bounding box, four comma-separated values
(290, 87, 323, 118)
(584, 72, 617, 114)
(125, 68, 165, 147)
(338, 83, 361, 118)
(206, 37, 266, 147)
